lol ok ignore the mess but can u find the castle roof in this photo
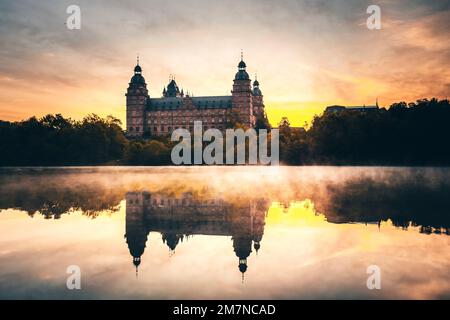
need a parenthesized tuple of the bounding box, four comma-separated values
(166, 79, 180, 97)
(146, 96, 232, 110)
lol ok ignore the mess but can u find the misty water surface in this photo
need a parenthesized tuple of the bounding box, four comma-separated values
(0, 166, 449, 299)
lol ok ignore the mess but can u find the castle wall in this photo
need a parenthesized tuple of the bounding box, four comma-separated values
(145, 99, 230, 136)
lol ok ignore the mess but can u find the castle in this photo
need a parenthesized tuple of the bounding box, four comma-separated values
(126, 54, 265, 138)
(125, 191, 267, 278)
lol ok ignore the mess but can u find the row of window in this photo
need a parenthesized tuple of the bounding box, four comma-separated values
(151, 102, 232, 108)
(148, 117, 225, 125)
(127, 125, 229, 133)
(128, 198, 222, 205)
(147, 109, 228, 117)
(127, 117, 142, 124)
(153, 125, 226, 132)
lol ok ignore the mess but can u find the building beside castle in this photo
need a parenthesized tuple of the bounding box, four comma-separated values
(126, 55, 266, 138)
(324, 100, 380, 115)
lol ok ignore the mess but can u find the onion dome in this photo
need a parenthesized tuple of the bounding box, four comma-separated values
(253, 87, 262, 96)
(235, 69, 250, 80)
(235, 51, 250, 80)
(130, 56, 146, 85)
(233, 236, 252, 279)
(131, 73, 145, 84)
(239, 262, 248, 274)
(125, 221, 147, 276)
(252, 76, 262, 96)
(133, 257, 141, 268)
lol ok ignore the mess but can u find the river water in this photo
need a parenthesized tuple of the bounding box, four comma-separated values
(0, 166, 449, 299)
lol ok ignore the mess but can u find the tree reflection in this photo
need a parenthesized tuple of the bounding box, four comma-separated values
(314, 173, 450, 235)
(0, 171, 124, 218)
(0, 166, 449, 268)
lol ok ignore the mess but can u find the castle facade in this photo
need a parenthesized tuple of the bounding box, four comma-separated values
(125, 191, 267, 277)
(126, 55, 265, 138)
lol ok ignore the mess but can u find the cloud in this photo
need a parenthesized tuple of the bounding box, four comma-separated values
(0, 0, 449, 125)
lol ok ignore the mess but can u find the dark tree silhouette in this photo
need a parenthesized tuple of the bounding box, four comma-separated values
(279, 98, 450, 165)
(1, 98, 449, 166)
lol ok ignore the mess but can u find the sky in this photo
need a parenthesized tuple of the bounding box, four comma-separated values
(0, 0, 449, 127)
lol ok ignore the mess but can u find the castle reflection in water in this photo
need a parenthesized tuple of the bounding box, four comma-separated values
(125, 192, 269, 278)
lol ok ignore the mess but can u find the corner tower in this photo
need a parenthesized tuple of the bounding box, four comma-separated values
(126, 57, 149, 138)
(231, 52, 254, 127)
(125, 192, 148, 276)
(252, 75, 265, 119)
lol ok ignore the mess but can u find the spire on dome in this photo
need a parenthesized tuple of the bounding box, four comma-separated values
(253, 73, 259, 87)
(235, 50, 249, 80)
(254, 241, 261, 254)
(130, 57, 146, 85)
(252, 73, 262, 96)
(134, 55, 142, 74)
(133, 256, 141, 278)
(239, 259, 248, 283)
(238, 50, 246, 70)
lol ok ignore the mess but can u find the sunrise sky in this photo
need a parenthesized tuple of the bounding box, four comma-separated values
(0, 0, 449, 127)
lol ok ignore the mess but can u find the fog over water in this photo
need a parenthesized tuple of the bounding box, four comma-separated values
(0, 166, 449, 299)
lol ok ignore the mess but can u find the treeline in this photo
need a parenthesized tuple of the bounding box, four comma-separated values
(0, 98, 449, 166)
(0, 114, 171, 166)
(279, 98, 450, 165)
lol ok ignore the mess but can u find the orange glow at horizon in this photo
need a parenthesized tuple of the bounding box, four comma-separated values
(0, 1, 448, 128)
